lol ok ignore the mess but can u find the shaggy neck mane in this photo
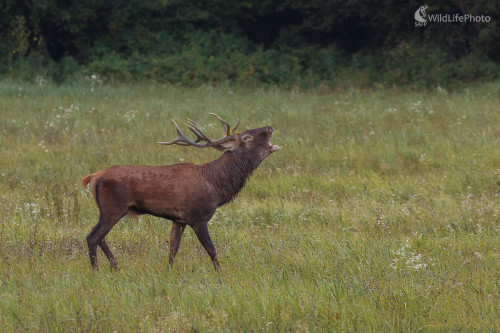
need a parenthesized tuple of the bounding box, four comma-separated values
(202, 150, 262, 206)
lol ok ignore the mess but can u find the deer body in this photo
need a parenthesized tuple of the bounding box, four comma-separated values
(82, 114, 279, 270)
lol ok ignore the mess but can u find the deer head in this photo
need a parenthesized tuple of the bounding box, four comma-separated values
(158, 113, 280, 157)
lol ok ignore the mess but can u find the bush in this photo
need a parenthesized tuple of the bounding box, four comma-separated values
(380, 42, 500, 87)
(1, 0, 499, 87)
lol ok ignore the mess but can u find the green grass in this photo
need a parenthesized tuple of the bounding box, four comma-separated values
(0, 80, 499, 331)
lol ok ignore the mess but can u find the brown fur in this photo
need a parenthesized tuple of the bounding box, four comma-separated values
(82, 126, 279, 270)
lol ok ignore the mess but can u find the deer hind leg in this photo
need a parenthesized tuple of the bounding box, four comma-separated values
(87, 212, 124, 271)
(169, 221, 186, 266)
(191, 222, 220, 270)
(87, 179, 129, 270)
(99, 238, 118, 270)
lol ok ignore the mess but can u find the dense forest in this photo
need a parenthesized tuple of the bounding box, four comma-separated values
(1, 0, 499, 87)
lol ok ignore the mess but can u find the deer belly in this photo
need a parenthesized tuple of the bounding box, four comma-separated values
(129, 197, 186, 221)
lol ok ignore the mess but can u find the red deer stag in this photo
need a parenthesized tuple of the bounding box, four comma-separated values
(81, 113, 279, 270)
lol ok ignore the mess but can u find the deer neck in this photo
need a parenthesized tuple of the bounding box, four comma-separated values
(202, 150, 261, 206)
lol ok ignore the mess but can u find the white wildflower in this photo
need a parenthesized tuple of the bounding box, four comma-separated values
(390, 238, 435, 271)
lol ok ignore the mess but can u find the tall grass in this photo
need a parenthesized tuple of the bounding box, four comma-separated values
(0, 80, 499, 331)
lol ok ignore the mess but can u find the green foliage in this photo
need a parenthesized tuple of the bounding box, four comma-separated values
(380, 42, 500, 87)
(9, 16, 30, 60)
(0, 81, 499, 330)
(0, 0, 500, 86)
(83, 37, 347, 87)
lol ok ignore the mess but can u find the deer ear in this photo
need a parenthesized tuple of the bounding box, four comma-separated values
(215, 140, 239, 152)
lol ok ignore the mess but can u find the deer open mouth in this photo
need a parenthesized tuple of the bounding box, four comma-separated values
(270, 144, 281, 152)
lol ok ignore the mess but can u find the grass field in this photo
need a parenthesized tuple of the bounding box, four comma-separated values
(0, 80, 499, 332)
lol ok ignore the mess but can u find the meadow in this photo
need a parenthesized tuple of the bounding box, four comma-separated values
(0, 79, 499, 332)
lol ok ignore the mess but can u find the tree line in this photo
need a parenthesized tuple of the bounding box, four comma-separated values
(1, 0, 499, 86)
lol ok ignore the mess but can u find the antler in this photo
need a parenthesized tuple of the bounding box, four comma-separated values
(158, 114, 239, 149)
(209, 113, 240, 136)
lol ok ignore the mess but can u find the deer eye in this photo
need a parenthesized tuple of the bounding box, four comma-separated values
(242, 134, 253, 142)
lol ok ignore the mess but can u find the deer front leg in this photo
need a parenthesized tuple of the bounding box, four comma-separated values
(169, 221, 186, 266)
(191, 222, 220, 270)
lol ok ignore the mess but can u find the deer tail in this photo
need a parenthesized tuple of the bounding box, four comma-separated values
(81, 174, 93, 188)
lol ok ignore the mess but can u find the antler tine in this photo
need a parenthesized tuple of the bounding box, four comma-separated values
(157, 120, 208, 147)
(185, 125, 204, 143)
(209, 113, 241, 134)
(232, 119, 240, 134)
(186, 118, 213, 143)
(188, 115, 236, 145)
(209, 113, 231, 137)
